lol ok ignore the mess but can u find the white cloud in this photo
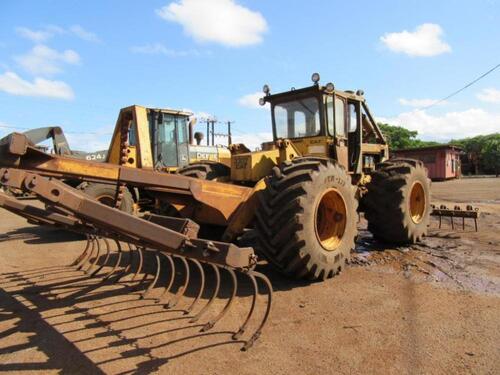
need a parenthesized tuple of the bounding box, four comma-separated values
(380, 23, 451, 57)
(130, 43, 204, 57)
(15, 25, 101, 43)
(238, 91, 267, 109)
(65, 126, 113, 152)
(156, 0, 267, 47)
(15, 44, 80, 76)
(193, 111, 215, 121)
(378, 108, 500, 141)
(16, 27, 54, 42)
(398, 98, 447, 107)
(0, 71, 74, 100)
(477, 88, 500, 103)
(232, 132, 272, 150)
(69, 25, 101, 43)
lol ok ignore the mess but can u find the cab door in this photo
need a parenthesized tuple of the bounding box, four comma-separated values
(333, 96, 348, 169)
(175, 116, 189, 167)
(156, 114, 178, 168)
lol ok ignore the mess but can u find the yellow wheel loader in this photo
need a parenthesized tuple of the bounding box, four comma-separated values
(177, 73, 432, 280)
(73, 105, 232, 212)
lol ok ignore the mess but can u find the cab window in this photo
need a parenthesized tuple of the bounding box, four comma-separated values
(334, 97, 345, 137)
(326, 96, 334, 136)
(274, 97, 321, 138)
(348, 103, 358, 133)
(128, 121, 137, 146)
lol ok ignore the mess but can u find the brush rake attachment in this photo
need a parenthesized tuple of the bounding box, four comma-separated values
(430, 204, 479, 231)
(0, 168, 272, 351)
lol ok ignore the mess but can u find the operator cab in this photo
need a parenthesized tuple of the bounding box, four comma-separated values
(260, 73, 387, 174)
(146, 109, 191, 169)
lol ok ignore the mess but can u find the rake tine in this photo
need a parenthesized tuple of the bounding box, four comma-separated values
(91, 238, 111, 277)
(102, 239, 123, 279)
(72, 235, 92, 266)
(85, 236, 102, 274)
(113, 242, 135, 283)
(190, 264, 220, 323)
(157, 253, 175, 302)
(232, 271, 258, 340)
(131, 245, 145, 282)
(165, 256, 190, 309)
(185, 259, 205, 314)
(241, 271, 273, 351)
(77, 236, 96, 271)
(141, 251, 161, 299)
(201, 267, 237, 332)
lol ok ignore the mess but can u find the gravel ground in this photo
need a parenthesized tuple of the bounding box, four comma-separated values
(0, 177, 499, 374)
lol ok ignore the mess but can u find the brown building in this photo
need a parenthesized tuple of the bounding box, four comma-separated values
(392, 145, 462, 181)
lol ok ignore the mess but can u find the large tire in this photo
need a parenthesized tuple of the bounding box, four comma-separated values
(254, 157, 358, 280)
(177, 161, 230, 181)
(363, 159, 431, 244)
(79, 182, 134, 214)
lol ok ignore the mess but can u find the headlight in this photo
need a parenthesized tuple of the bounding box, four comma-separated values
(325, 82, 335, 92)
(311, 72, 320, 84)
(263, 84, 270, 95)
(259, 97, 266, 106)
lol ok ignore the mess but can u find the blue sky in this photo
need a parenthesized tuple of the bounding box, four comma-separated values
(1, 0, 499, 150)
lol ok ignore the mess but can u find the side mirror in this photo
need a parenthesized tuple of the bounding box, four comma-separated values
(194, 132, 204, 145)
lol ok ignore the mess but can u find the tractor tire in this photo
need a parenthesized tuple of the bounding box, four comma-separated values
(363, 159, 431, 244)
(177, 161, 230, 181)
(254, 157, 358, 280)
(79, 182, 134, 214)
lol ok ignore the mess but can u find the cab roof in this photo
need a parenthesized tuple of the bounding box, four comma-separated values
(263, 84, 366, 104)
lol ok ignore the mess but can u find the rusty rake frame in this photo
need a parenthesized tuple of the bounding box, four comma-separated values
(0, 168, 272, 350)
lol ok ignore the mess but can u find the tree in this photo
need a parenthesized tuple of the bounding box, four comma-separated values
(450, 133, 500, 175)
(481, 135, 500, 176)
(377, 123, 440, 150)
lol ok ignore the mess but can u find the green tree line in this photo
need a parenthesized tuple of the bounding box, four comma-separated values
(378, 123, 500, 175)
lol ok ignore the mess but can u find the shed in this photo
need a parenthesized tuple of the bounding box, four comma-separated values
(392, 145, 462, 181)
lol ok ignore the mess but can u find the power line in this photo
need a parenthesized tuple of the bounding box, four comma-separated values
(419, 62, 500, 110)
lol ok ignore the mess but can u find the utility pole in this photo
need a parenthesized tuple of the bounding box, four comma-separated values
(227, 121, 232, 147)
(211, 120, 215, 146)
(206, 119, 210, 146)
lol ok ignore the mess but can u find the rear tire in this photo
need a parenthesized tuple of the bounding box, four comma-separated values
(254, 157, 358, 280)
(363, 159, 431, 244)
(177, 161, 230, 181)
(79, 182, 134, 214)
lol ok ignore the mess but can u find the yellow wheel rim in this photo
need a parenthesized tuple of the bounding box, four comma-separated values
(409, 181, 426, 223)
(315, 188, 347, 251)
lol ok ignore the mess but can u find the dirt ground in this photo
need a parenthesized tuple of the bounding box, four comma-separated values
(0, 177, 499, 374)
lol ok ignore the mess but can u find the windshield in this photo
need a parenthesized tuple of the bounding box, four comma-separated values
(273, 97, 321, 139)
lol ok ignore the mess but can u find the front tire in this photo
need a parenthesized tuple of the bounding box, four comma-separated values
(254, 158, 358, 280)
(177, 161, 230, 181)
(79, 182, 134, 214)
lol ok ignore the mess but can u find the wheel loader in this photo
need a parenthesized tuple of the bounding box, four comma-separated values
(68, 105, 232, 211)
(175, 73, 432, 280)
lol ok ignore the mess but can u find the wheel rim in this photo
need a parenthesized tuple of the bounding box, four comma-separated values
(315, 188, 347, 251)
(95, 194, 116, 207)
(409, 181, 425, 223)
